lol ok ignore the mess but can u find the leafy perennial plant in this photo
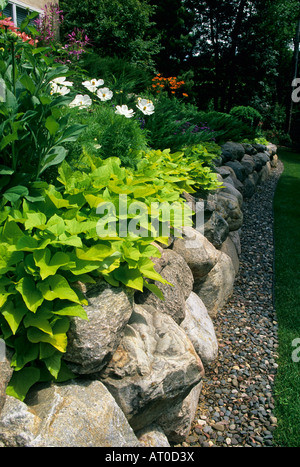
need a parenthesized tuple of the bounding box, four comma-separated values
(0, 147, 221, 401)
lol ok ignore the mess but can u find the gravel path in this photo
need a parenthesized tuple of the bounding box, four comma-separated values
(178, 161, 284, 448)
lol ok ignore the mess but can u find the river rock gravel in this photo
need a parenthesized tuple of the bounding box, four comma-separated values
(175, 160, 284, 448)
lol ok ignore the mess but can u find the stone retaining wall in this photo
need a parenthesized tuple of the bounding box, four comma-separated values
(0, 141, 278, 447)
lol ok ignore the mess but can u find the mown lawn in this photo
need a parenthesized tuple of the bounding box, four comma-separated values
(273, 148, 300, 447)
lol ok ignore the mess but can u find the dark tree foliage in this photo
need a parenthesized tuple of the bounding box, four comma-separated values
(59, 0, 161, 70)
(149, 0, 300, 131)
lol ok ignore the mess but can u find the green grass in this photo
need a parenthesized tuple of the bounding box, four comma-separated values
(273, 148, 300, 447)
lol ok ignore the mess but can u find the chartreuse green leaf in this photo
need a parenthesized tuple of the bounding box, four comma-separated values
(24, 212, 47, 230)
(45, 214, 65, 236)
(46, 189, 71, 209)
(23, 309, 53, 335)
(143, 280, 165, 301)
(1, 300, 28, 335)
(0, 246, 24, 275)
(75, 243, 115, 262)
(52, 301, 88, 320)
(6, 367, 41, 401)
(42, 351, 63, 379)
(45, 115, 60, 136)
(37, 274, 86, 305)
(15, 236, 39, 251)
(113, 264, 144, 291)
(0, 278, 15, 307)
(33, 248, 70, 280)
(138, 257, 171, 284)
(27, 316, 70, 353)
(1, 220, 24, 244)
(15, 277, 44, 313)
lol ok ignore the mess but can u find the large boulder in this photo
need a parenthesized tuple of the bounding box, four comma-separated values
(218, 165, 244, 192)
(0, 380, 140, 447)
(270, 154, 279, 168)
(0, 342, 13, 417)
(266, 143, 277, 156)
(64, 280, 134, 374)
(221, 142, 245, 162)
(156, 382, 202, 443)
(0, 395, 39, 447)
(204, 211, 229, 249)
(252, 152, 269, 171)
(172, 226, 221, 281)
(218, 182, 243, 207)
(224, 160, 247, 182)
(252, 143, 267, 152)
(181, 292, 218, 365)
(215, 192, 243, 231)
(228, 230, 242, 256)
(258, 161, 272, 183)
(242, 143, 257, 155)
(135, 249, 194, 324)
(99, 304, 204, 432)
(137, 423, 171, 447)
(220, 236, 240, 274)
(194, 252, 236, 317)
(240, 154, 256, 175)
(242, 172, 259, 199)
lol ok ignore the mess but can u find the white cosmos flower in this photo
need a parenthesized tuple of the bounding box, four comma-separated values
(96, 87, 113, 101)
(50, 83, 71, 96)
(52, 76, 73, 87)
(69, 94, 92, 109)
(82, 78, 104, 93)
(136, 98, 155, 115)
(115, 104, 135, 118)
(58, 86, 71, 96)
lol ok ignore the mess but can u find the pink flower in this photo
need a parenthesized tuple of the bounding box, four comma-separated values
(0, 16, 17, 31)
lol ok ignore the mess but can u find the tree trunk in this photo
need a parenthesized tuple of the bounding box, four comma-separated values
(224, 0, 247, 111)
(209, 4, 220, 109)
(286, 17, 300, 134)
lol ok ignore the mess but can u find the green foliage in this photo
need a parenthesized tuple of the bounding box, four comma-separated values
(66, 103, 149, 169)
(144, 95, 256, 151)
(82, 54, 153, 97)
(144, 95, 214, 151)
(196, 111, 256, 144)
(229, 106, 262, 128)
(59, 0, 160, 70)
(0, 31, 85, 198)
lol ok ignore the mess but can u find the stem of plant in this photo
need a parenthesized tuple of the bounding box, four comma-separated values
(11, 40, 16, 96)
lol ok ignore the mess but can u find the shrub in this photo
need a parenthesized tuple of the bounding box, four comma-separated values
(229, 106, 262, 129)
(195, 111, 257, 143)
(66, 101, 149, 169)
(144, 96, 256, 151)
(144, 95, 217, 151)
(59, 0, 160, 70)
